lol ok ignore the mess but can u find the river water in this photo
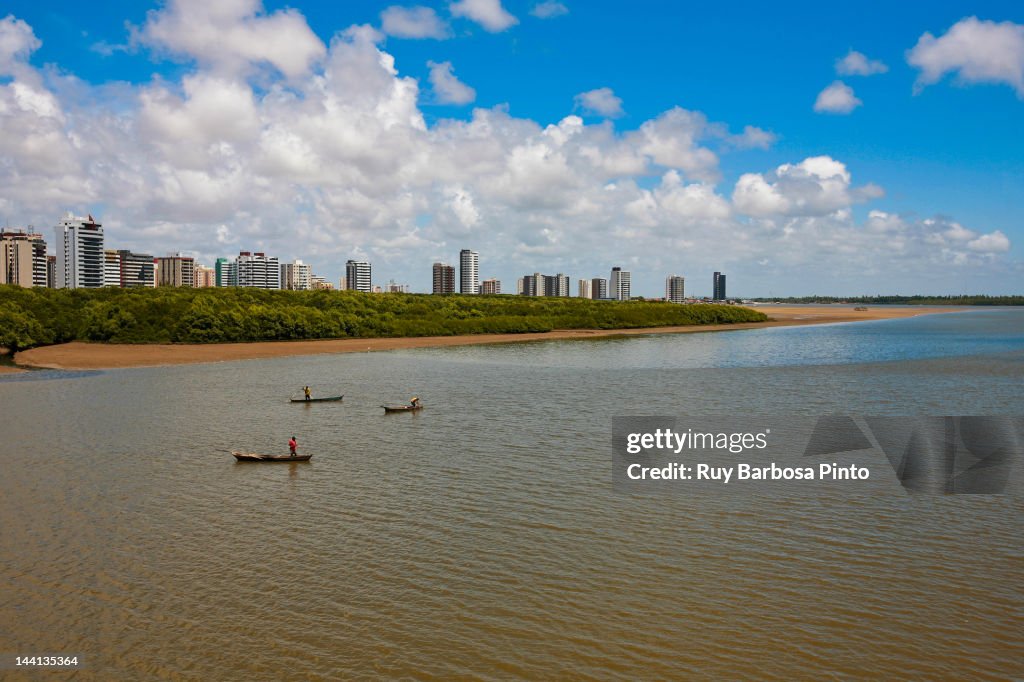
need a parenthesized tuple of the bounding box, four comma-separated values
(1, 309, 1022, 679)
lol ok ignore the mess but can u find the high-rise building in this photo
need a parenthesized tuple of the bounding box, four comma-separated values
(103, 250, 121, 286)
(55, 212, 104, 289)
(46, 256, 56, 288)
(345, 260, 371, 293)
(610, 267, 631, 301)
(281, 260, 312, 290)
(520, 273, 540, 296)
(432, 262, 455, 294)
(118, 250, 155, 288)
(194, 265, 216, 287)
(0, 231, 44, 287)
(542, 274, 570, 297)
(713, 272, 727, 301)
(236, 252, 280, 289)
(460, 249, 479, 294)
(578, 279, 592, 299)
(215, 257, 236, 287)
(156, 254, 195, 287)
(480, 278, 501, 294)
(591, 277, 608, 300)
(665, 275, 686, 303)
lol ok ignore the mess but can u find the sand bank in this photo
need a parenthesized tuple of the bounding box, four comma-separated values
(13, 305, 957, 371)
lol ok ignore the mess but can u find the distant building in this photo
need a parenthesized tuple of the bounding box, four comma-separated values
(281, 260, 312, 291)
(194, 265, 216, 288)
(543, 274, 570, 297)
(215, 257, 236, 287)
(578, 279, 592, 299)
(520, 273, 540, 296)
(480, 278, 501, 294)
(591, 277, 608, 300)
(236, 251, 280, 289)
(0, 231, 46, 287)
(432, 262, 455, 294)
(611, 267, 631, 301)
(665, 275, 686, 303)
(310, 275, 333, 290)
(385, 279, 410, 293)
(46, 255, 56, 288)
(55, 212, 104, 289)
(713, 272, 727, 301)
(345, 260, 371, 293)
(156, 254, 195, 287)
(118, 250, 155, 288)
(103, 250, 121, 286)
(460, 249, 479, 294)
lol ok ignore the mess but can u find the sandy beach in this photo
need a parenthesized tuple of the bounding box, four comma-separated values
(10, 305, 958, 371)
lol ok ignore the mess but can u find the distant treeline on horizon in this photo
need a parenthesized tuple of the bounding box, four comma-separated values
(0, 285, 767, 352)
(750, 295, 1024, 306)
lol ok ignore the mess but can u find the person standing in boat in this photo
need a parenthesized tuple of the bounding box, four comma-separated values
(289, 436, 298, 456)
(409, 397, 420, 408)
(303, 386, 311, 401)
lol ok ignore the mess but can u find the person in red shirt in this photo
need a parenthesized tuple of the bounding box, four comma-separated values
(288, 436, 297, 456)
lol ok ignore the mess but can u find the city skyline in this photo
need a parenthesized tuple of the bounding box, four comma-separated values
(0, 2, 1022, 295)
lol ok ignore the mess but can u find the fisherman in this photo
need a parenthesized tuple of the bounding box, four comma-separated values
(289, 436, 298, 456)
(409, 396, 420, 408)
(303, 385, 311, 401)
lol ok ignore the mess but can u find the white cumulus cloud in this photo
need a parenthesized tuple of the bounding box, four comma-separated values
(814, 80, 862, 114)
(574, 87, 624, 118)
(427, 60, 476, 105)
(907, 16, 1024, 96)
(0, 14, 40, 76)
(380, 6, 450, 39)
(836, 50, 888, 76)
(531, 2, 569, 19)
(449, 0, 518, 32)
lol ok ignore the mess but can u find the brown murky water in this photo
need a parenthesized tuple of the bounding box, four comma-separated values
(2, 313, 1023, 679)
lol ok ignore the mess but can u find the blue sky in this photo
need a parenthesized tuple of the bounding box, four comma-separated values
(1, 1, 1022, 295)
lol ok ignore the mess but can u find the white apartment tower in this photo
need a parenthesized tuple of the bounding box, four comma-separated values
(236, 251, 281, 289)
(55, 212, 104, 289)
(460, 249, 479, 294)
(610, 267, 631, 301)
(345, 260, 372, 293)
(665, 275, 686, 303)
(281, 260, 312, 290)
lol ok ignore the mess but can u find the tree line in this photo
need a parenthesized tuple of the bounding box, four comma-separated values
(0, 286, 768, 352)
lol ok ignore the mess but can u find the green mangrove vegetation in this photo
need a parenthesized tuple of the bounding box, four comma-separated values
(0, 285, 768, 352)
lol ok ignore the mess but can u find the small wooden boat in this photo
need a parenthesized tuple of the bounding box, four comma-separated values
(290, 395, 344, 403)
(381, 404, 424, 413)
(232, 451, 313, 462)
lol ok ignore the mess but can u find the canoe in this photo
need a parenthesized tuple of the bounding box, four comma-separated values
(290, 395, 344, 403)
(381, 404, 424, 413)
(232, 451, 313, 462)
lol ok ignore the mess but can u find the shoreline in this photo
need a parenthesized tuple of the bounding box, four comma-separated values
(10, 305, 958, 371)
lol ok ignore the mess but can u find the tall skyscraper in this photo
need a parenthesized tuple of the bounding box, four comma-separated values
(156, 254, 195, 287)
(610, 267, 631, 301)
(480, 278, 501, 294)
(103, 250, 121, 287)
(713, 272, 727, 301)
(215, 257, 237, 287)
(118, 250, 155, 288)
(236, 251, 281, 289)
(578, 279, 592, 299)
(665, 275, 686, 303)
(432, 262, 455, 294)
(460, 249, 479, 294)
(55, 212, 104, 289)
(0, 231, 46, 287)
(591, 277, 608, 300)
(46, 255, 56, 288)
(345, 260, 372, 293)
(281, 260, 312, 290)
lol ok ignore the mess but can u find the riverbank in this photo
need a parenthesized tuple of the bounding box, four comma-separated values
(12, 305, 954, 371)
